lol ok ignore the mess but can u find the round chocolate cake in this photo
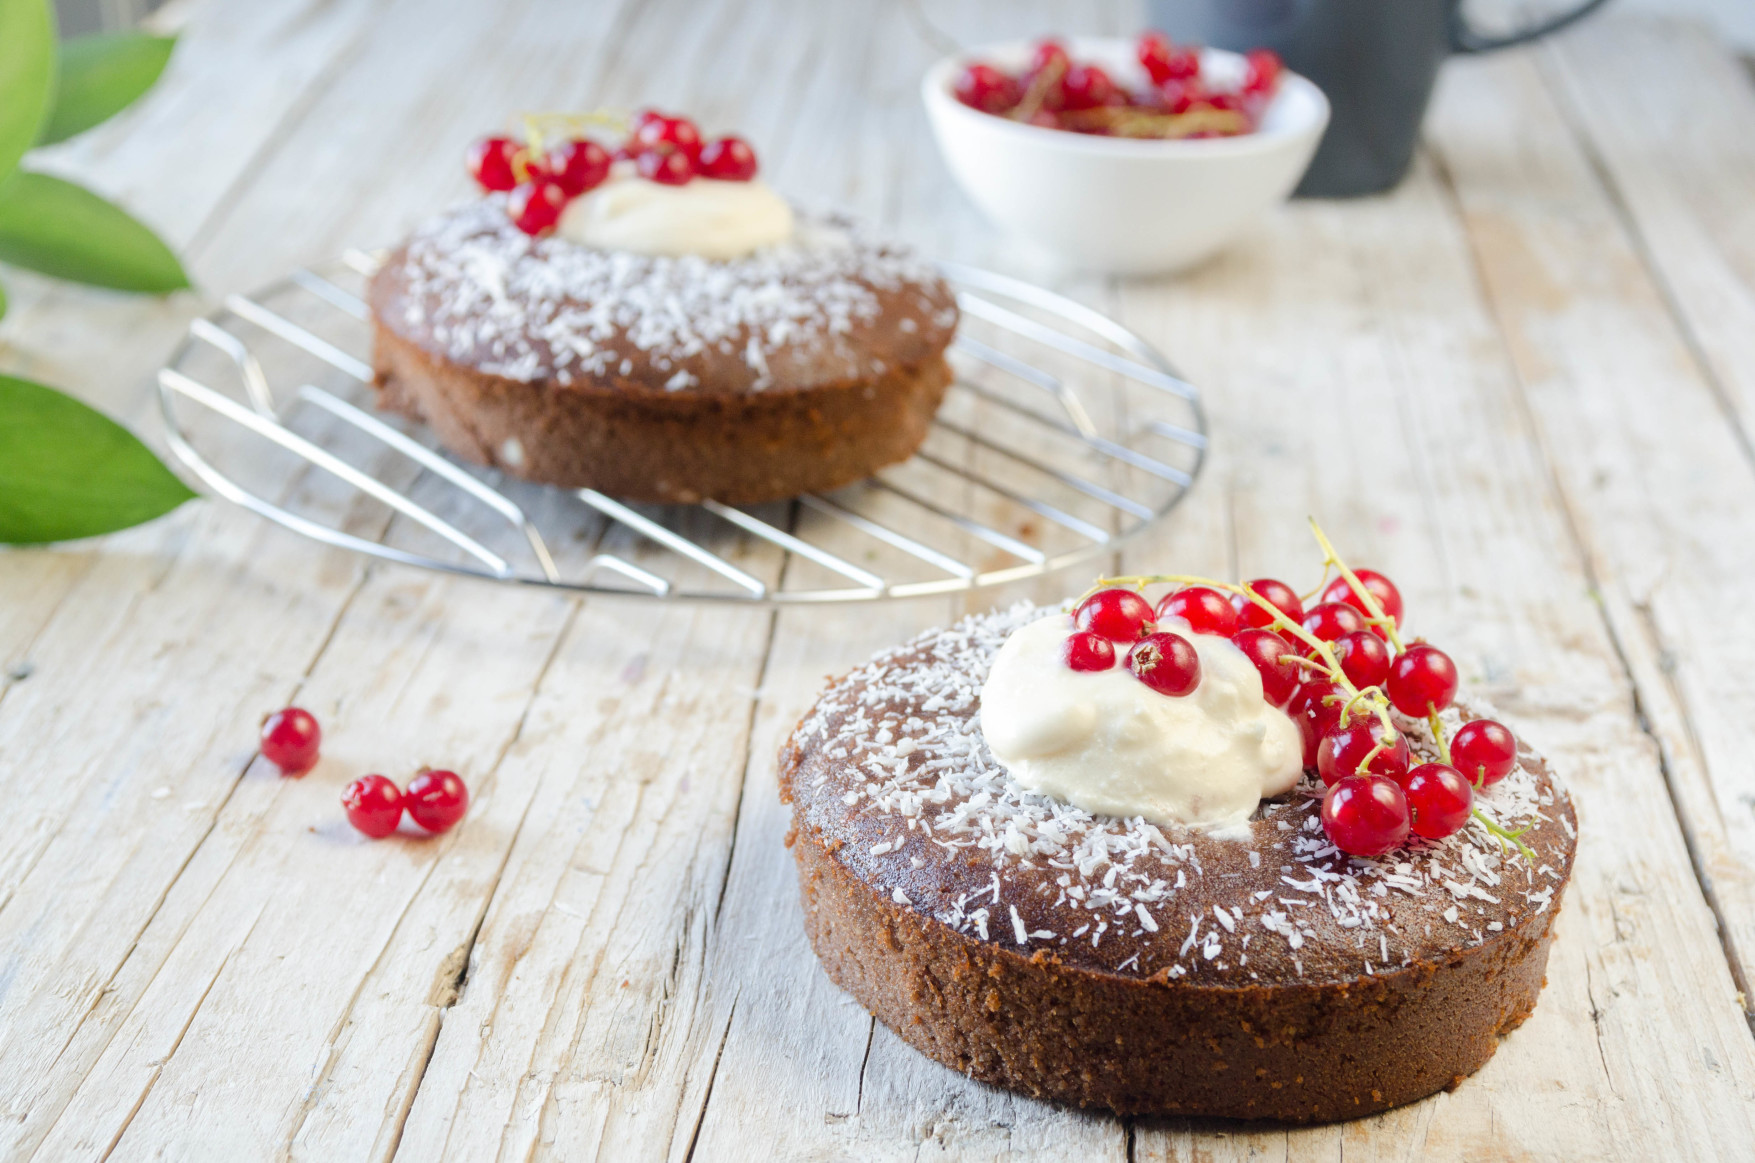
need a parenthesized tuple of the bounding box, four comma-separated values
(779, 604, 1576, 1123)
(368, 198, 958, 504)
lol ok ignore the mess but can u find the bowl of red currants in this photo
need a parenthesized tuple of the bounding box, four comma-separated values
(922, 34, 1328, 274)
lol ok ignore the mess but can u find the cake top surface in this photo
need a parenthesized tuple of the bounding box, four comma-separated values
(370, 197, 958, 394)
(781, 603, 1577, 987)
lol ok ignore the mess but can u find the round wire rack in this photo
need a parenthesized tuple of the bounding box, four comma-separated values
(158, 253, 1206, 603)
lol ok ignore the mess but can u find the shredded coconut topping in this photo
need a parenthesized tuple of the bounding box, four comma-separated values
(786, 603, 1575, 984)
(383, 197, 947, 388)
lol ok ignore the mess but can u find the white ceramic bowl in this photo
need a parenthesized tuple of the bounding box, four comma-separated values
(922, 38, 1329, 274)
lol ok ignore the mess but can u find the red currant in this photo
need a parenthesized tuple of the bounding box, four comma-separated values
(1155, 586, 1239, 637)
(1232, 578, 1304, 629)
(542, 138, 611, 197)
(1063, 631, 1116, 672)
(1231, 628, 1300, 707)
(1060, 63, 1116, 110)
(1158, 78, 1207, 115)
(1289, 679, 1346, 768)
(342, 774, 403, 838)
(466, 135, 520, 191)
(1450, 718, 1517, 786)
(405, 769, 469, 834)
(1319, 569, 1404, 633)
(1316, 720, 1410, 786)
(632, 110, 703, 161)
(1243, 48, 1282, 95)
(1027, 39, 1070, 77)
(697, 135, 759, 180)
(1386, 644, 1459, 717)
(1302, 601, 1367, 648)
(1137, 31, 1200, 85)
(1127, 632, 1201, 697)
(261, 707, 321, 775)
(953, 64, 1022, 114)
(1332, 629, 1391, 689)
(1321, 775, 1410, 856)
(507, 179, 567, 235)
(1074, 588, 1155, 642)
(635, 147, 694, 185)
(1404, 763, 1473, 839)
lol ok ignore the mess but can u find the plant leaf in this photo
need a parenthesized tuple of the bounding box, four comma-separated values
(0, 171, 188, 292)
(0, 374, 196, 543)
(0, 0, 56, 178)
(37, 33, 176, 146)
(0, 278, 7, 321)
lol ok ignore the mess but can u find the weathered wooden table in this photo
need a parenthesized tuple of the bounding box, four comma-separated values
(4, 0, 1755, 1157)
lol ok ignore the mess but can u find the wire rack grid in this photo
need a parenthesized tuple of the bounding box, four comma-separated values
(157, 253, 1206, 604)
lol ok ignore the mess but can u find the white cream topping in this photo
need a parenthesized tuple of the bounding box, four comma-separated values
(557, 169, 793, 259)
(978, 613, 1302, 832)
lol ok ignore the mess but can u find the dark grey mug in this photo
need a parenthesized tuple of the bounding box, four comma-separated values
(1147, 0, 1610, 196)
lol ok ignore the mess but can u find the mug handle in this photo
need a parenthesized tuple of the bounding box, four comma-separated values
(1450, 0, 1612, 53)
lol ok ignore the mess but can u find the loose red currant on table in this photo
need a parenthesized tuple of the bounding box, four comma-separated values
(632, 110, 703, 161)
(405, 769, 470, 833)
(1063, 631, 1116, 672)
(1155, 586, 1238, 637)
(1319, 568, 1404, 632)
(1289, 679, 1346, 767)
(542, 138, 611, 196)
(1386, 644, 1459, 716)
(1074, 588, 1155, 642)
(1232, 578, 1304, 629)
(1137, 31, 1200, 85)
(1231, 628, 1301, 707)
(697, 135, 760, 180)
(342, 774, 404, 838)
(466, 135, 521, 191)
(636, 147, 694, 186)
(1243, 48, 1282, 95)
(1059, 63, 1116, 110)
(1332, 628, 1391, 689)
(1301, 601, 1367, 647)
(1451, 718, 1517, 786)
(261, 707, 321, 775)
(507, 179, 567, 235)
(1322, 775, 1411, 857)
(1127, 632, 1202, 697)
(953, 63, 1021, 114)
(1316, 720, 1410, 786)
(1403, 763, 1473, 839)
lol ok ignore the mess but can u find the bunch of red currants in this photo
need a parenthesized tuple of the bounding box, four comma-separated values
(953, 32, 1280, 138)
(1064, 542, 1521, 858)
(467, 109, 760, 236)
(260, 707, 470, 839)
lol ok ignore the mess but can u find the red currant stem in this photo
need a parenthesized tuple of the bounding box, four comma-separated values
(1427, 711, 1453, 765)
(1010, 58, 1067, 123)
(1093, 573, 1358, 698)
(1305, 518, 1408, 654)
(1355, 740, 1387, 775)
(1472, 808, 1536, 860)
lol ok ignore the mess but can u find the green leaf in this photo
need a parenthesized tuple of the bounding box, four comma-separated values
(0, 278, 7, 321)
(0, 171, 188, 292)
(37, 33, 176, 146)
(0, 0, 56, 178)
(0, 374, 196, 543)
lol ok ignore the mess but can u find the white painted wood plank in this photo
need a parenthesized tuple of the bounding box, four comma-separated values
(1429, 32, 1755, 1011)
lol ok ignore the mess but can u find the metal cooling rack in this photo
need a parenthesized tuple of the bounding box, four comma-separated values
(157, 253, 1206, 603)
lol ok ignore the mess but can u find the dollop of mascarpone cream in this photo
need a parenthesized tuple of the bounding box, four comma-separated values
(979, 613, 1302, 832)
(557, 170, 794, 259)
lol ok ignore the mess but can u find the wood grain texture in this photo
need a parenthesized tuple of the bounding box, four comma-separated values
(0, 1, 1752, 1159)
